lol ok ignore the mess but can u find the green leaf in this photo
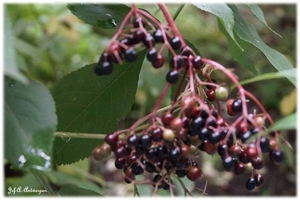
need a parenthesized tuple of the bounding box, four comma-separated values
(4, 76, 57, 170)
(232, 68, 297, 89)
(229, 5, 296, 86)
(4, 6, 28, 84)
(247, 4, 281, 38)
(194, 3, 239, 48)
(52, 50, 146, 165)
(59, 185, 102, 196)
(268, 113, 296, 132)
(67, 4, 130, 28)
(218, 18, 258, 74)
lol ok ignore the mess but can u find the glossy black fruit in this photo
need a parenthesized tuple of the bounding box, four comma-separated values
(166, 70, 179, 84)
(192, 56, 203, 69)
(153, 29, 164, 43)
(246, 178, 256, 190)
(147, 48, 158, 62)
(124, 47, 138, 62)
(169, 36, 182, 50)
(232, 98, 243, 112)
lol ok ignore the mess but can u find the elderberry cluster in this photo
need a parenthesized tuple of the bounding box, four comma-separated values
(92, 5, 286, 193)
(94, 9, 203, 85)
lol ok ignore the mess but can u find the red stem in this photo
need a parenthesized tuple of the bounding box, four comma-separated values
(158, 3, 186, 47)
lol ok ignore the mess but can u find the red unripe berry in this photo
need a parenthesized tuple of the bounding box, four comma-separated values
(180, 144, 191, 159)
(181, 96, 196, 110)
(245, 145, 259, 158)
(162, 113, 174, 126)
(187, 166, 202, 181)
(237, 120, 249, 133)
(206, 89, 215, 101)
(170, 117, 184, 133)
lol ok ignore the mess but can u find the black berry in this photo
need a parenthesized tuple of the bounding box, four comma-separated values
(166, 70, 179, 84)
(124, 47, 138, 62)
(246, 178, 256, 190)
(232, 98, 243, 112)
(192, 56, 203, 69)
(147, 48, 158, 62)
(127, 134, 140, 147)
(153, 29, 165, 43)
(169, 36, 182, 50)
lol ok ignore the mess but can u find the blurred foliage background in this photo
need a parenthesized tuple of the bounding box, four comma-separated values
(5, 3, 296, 196)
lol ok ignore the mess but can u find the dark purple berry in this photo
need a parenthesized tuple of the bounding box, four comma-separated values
(240, 131, 252, 143)
(120, 37, 132, 46)
(198, 127, 210, 141)
(209, 131, 221, 144)
(145, 161, 156, 173)
(169, 146, 181, 161)
(143, 33, 155, 48)
(153, 29, 164, 43)
(234, 162, 245, 175)
(176, 169, 187, 177)
(270, 149, 284, 163)
(192, 56, 203, 69)
(146, 147, 158, 162)
(105, 133, 118, 148)
(254, 173, 264, 186)
(140, 134, 152, 150)
(166, 70, 179, 84)
(115, 146, 127, 158)
(152, 127, 163, 141)
(251, 156, 264, 170)
(170, 56, 184, 69)
(124, 47, 137, 62)
(259, 136, 270, 153)
(147, 48, 158, 62)
(127, 134, 140, 147)
(131, 162, 144, 175)
(222, 156, 234, 171)
(157, 145, 168, 160)
(152, 54, 164, 68)
(246, 178, 256, 190)
(232, 98, 243, 112)
(181, 46, 193, 57)
(169, 36, 182, 50)
(132, 30, 145, 44)
(115, 157, 126, 169)
(239, 151, 251, 164)
(206, 116, 218, 128)
(218, 144, 228, 158)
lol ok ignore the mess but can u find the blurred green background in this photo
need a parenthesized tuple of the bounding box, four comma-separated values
(5, 4, 296, 196)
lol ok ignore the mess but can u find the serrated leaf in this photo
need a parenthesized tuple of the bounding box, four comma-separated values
(247, 4, 281, 38)
(4, 7, 28, 84)
(4, 76, 57, 170)
(229, 5, 296, 86)
(268, 113, 296, 132)
(218, 18, 258, 74)
(194, 3, 240, 49)
(59, 185, 102, 196)
(67, 4, 130, 28)
(52, 50, 146, 165)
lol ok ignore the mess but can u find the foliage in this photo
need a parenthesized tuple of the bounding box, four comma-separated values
(4, 3, 296, 197)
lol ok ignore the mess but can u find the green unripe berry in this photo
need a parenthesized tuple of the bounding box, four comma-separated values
(215, 86, 229, 101)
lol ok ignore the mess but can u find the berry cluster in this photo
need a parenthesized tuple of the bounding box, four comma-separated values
(92, 4, 286, 195)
